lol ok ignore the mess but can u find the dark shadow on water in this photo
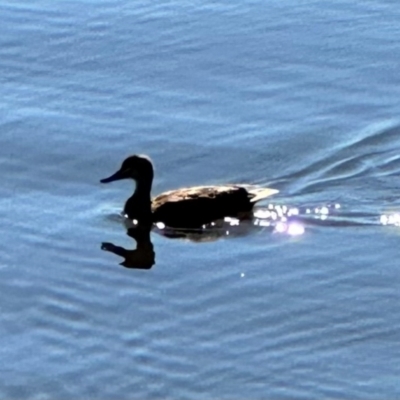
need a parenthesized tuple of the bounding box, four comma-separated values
(102, 224, 155, 270)
(101, 216, 271, 270)
(101, 201, 388, 270)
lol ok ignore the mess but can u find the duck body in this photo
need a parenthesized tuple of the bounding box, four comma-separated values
(101, 155, 278, 229)
(151, 185, 277, 228)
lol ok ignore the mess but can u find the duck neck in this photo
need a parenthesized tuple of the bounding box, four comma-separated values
(124, 176, 153, 220)
(134, 176, 152, 202)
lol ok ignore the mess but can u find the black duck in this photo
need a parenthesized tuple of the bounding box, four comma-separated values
(100, 155, 278, 228)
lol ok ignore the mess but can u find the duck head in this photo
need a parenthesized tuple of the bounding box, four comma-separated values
(100, 154, 154, 184)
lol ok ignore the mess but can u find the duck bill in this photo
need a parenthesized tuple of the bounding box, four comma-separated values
(100, 169, 127, 183)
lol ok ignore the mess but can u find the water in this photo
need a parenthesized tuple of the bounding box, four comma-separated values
(1, 0, 400, 398)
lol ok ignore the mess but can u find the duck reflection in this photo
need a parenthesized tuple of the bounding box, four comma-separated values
(101, 223, 155, 269)
(101, 203, 347, 269)
(101, 216, 269, 269)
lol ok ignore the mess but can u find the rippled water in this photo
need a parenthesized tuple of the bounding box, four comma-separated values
(2, 0, 400, 398)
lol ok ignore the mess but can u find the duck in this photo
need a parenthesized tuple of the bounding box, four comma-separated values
(100, 154, 279, 229)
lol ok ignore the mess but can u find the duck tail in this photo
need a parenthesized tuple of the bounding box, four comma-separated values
(249, 187, 279, 203)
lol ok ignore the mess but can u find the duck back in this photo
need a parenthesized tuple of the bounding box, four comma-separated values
(152, 185, 256, 228)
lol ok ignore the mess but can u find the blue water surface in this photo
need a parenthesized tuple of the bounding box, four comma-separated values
(1, 0, 400, 398)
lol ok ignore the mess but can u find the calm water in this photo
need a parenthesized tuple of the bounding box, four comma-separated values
(1, 0, 400, 398)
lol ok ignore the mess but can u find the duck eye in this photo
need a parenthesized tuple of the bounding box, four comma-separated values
(121, 163, 132, 171)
